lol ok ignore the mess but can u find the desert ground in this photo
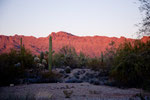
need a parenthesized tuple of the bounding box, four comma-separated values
(0, 83, 150, 100)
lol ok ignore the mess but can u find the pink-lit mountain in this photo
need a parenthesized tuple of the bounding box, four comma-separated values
(0, 31, 150, 57)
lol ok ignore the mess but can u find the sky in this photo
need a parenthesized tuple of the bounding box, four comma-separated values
(0, 0, 142, 38)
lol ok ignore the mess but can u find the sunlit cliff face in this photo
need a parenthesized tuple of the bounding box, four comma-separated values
(0, 31, 150, 57)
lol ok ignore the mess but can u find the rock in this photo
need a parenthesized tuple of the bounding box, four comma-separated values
(27, 78, 39, 83)
(104, 80, 116, 86)
(65, 66, 71, 73)
(65, 77, 82, 83)
(14, 62, 21, 67)
(80, 70, 85, 74)
(80, 76, 89, 82)
(10, 84, 14, 87)
(59, 70, 65, 74)
(85, 73, 94, 79)
(76, 71, 81, 75)
(64, 74, 69, 78)
(89, 79, 100, 85)
(73, 73, 79, 79)
(60, 68, 109, 84)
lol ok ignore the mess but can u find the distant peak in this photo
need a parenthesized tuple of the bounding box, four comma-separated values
(141, 36, 150, 42)
(50, 31, 74, 37)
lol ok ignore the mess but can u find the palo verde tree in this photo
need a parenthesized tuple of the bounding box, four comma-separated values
(137, 0, 150, 37)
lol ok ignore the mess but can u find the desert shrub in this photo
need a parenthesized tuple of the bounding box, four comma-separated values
(60, 45, 78, 68)
(77, 52, 88, 68)
(19, 47, 34, 69)
(0, 50, 24, 85)
(53, 45, 79, 68)
(104, 41, 117, 68)
(65, 66, 71, 73)
(63, 90, 73, 98)
(40, 71, 62, 83)
(111, 40, 150, 89)
(87, 57, 104, 71)
(52, 53, 65, 67)
(53, 45, 88, 68)
(0, 48, 34, 86)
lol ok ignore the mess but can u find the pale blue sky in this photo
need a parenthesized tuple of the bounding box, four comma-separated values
(0, 0, 141, 38)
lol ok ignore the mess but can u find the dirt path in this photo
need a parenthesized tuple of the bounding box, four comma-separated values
(0, 83, 150, 100)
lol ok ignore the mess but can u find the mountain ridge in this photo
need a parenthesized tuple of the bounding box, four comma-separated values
(0, 31, 150, 57)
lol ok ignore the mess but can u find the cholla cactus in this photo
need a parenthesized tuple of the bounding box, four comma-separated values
(14, 62, 21, 67)
(34, 57, 47, 70)
(34, 57, 40, 63)
(42, 59, 47, 65)
(37, 63, 45, 70)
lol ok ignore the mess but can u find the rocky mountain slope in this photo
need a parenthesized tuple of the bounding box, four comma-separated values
(0, 31, 150, 57)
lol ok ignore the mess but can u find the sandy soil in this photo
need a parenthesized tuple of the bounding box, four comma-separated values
(0, 83, 150, 100)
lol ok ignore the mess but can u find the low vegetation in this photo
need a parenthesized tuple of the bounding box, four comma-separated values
(111, 40, 150, 90)
(63, 90, 73, 98)
(0, 47, 34, 86)
(52, 45, 80, 68)
(0, 39, 150, 92)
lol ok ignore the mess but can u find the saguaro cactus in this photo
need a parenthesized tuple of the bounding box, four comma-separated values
(101, 52, 104, 63)
(49, 36, 52, 71)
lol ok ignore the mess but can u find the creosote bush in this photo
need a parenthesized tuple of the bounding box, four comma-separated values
(53, 45, 88, 68)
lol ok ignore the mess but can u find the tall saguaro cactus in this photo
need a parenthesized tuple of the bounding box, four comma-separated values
(49, 36, 52, 71)
(101, 52, 104, 63)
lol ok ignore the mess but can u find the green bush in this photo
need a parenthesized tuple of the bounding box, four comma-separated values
(40, 71, 62, 83)
(111, 40, 150, 89)
(53, 45, 81, 68)
(53, 45, 106, 70)
(19, 46, 34, 69)
(78, 52, 88, 67)
(0, 48, 34, 86)
(52, 53, 65, 67)
(87, 57, 104, 71)
(104, 41, 117, 68)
